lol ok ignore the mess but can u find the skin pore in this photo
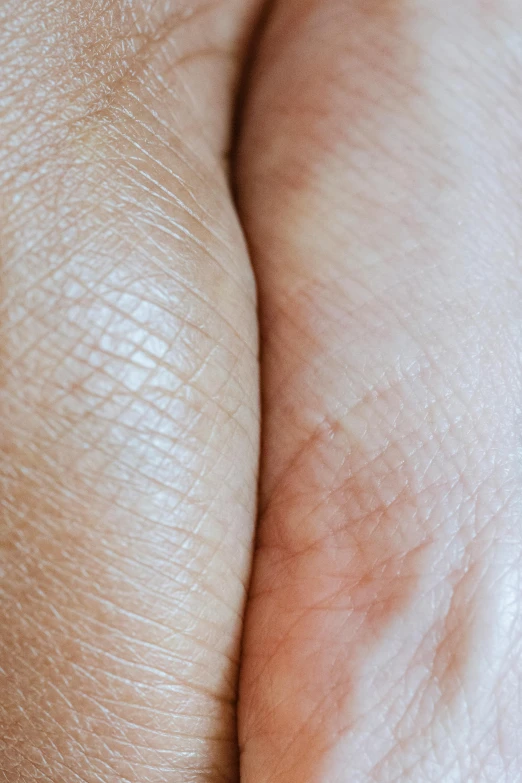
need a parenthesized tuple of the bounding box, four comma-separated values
(1, 1, 522, 782)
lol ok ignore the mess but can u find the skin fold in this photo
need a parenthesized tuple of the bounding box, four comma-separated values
(1, 1, 522, 782)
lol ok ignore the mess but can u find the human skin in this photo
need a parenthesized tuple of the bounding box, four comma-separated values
(237, 1, 522, 781)
(1, 1, 522, 783)
(0, 1, 261, 780)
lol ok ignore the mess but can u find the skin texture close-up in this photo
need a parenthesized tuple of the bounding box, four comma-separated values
(1, 1, 522, 782)
(237, 1, 522, 781)
(0, 1, 261, 781)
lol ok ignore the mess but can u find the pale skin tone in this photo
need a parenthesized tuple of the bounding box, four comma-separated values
(0, 1, 521, 781)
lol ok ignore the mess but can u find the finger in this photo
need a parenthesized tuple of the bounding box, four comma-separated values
(237, 2, 522, 781)
(0, 2, 260, 781)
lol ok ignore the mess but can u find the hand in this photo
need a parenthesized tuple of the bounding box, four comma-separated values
(1, 2, 521, 782)
(0, 1, 261, 779)
(238, 2, 522, 780)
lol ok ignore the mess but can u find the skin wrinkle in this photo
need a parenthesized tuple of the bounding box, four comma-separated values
(2, 1, 522, 782)
(1, 0, 230, 104)
(247, 332, 516, 779)
(240, 426, 430, 774)
(237, 0, 522, 781)
(0, 1, 261, 781)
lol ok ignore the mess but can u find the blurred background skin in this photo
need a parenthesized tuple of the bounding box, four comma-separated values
(2, 2, 522, 783)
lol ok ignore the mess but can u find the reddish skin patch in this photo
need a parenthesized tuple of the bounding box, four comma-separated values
(237, 0, 418, 198)
(241, 408, 432, 782)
